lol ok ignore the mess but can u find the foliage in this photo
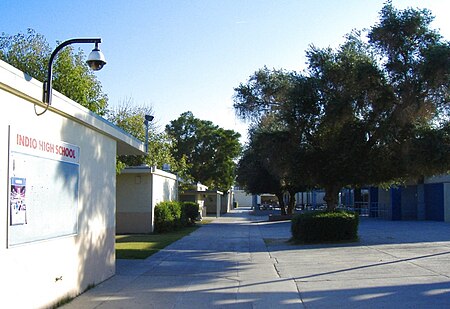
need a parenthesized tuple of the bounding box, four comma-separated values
(304, 37, 393, 209)
(181, 202, 200, 226)
(0, 28, 108, 115)
(115, 160, 127, 175)
(237, 141, 282, 199)
(154, 201, 200, 233)
(234, 4, 450, 211)
(154, 201, 177, 233)
(169, 201, 183, 229)
(236, 122, 308, 215)
(107, 99, 189, 176)
(0, 29, 49, 80)
(291, 211, 359, 243)
(166, 111, 242, 191)
(107, 98, 155, 142)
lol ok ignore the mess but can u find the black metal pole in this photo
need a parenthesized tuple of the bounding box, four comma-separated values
(42, 38, 101, 104)
(144, 120, 149, 153)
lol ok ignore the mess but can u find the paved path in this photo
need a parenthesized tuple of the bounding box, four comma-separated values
(64, 208, 450, 308)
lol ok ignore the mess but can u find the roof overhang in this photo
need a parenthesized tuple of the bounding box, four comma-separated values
(0, 60, 145, 156)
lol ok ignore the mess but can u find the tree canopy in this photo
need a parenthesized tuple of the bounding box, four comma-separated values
(107, 99, 189, 177)
(237, 119, 308, 214)
(166, 111, 242, 192)
(0, 29, 108, 115)
(234, 3, 450, 211)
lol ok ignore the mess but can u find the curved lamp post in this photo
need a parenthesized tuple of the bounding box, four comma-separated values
(42, 38, 106, 105)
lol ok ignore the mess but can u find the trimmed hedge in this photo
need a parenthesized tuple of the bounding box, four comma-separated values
(154, 201, 179, 233)
(170, 201, 183, 229)
(182, 202, 200, 226)
(154, 201, 200, 233)
(291, 210, 359, 243)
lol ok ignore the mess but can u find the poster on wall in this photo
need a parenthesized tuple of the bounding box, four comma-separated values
(8, 127, 80, 246)
(10, 177, 27, 225)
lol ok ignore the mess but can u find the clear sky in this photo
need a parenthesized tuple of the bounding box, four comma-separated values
(1, 1, 449, 143)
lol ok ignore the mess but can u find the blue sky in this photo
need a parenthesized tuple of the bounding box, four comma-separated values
(2, 1, 449, 143)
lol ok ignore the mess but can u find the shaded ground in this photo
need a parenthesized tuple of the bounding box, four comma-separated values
(64, 207, 450, 308)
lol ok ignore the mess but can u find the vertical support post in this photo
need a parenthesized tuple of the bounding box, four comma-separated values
(145, 122, 149, 153)
(216, 194, 221, 218)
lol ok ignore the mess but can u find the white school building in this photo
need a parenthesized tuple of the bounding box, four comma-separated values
(0, 59, 145, 308)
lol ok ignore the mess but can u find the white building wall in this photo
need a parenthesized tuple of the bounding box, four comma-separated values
(0, 60, 143, 308)
(116, 172, 153, 234)
(117, 172, 152, 212)
(151, 167, 178, 206)
(233, 189, 253, 207)
(116, 166, 178, 233)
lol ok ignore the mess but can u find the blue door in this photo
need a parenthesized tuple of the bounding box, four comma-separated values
(401, 186, 417, 220)
(424, 183, 444, 221)
(369, 187, 378, 217)
(391, 187, 402, 221)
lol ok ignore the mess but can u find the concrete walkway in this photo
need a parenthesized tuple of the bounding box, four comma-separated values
(64, 208, 450, 308)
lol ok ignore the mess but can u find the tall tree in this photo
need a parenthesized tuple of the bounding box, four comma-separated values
(234, 4, 450, 211)
(166, 111, 241, 192)
(237, 141, 287, 214)
(234, 68, 319, 212)
(367, 3, 450, 181)
(236, 121, 308, 215)
(0, 29, 108, 115)
(305, 36, 393, 209)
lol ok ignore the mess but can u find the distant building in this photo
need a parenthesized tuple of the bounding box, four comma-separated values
(116, 166, 178, 233)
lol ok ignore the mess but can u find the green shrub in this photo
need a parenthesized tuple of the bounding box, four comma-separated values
(154, 202, 175, 233)
(169, 201, 183, 229)
(291, 210, 359, 243)
(182, 202, 199, 225)
(155, 201, 201, 232)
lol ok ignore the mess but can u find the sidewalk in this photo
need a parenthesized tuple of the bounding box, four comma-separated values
(64, 208, 450, 308)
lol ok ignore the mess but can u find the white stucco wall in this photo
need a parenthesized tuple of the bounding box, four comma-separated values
(233, 189, 253, 207)
(151, 167, 178, 206)
(117, 172, 152, 212)
(0, 60, 144, 308)
(116, 166, 178, 233)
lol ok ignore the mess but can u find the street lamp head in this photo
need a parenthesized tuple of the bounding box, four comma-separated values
(86, 42, 106, 71)
(145, 115, 154, 122)
(40, 38, 107, 113)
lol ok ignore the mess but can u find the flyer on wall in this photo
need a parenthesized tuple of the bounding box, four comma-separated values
(10, 177, 27, 225)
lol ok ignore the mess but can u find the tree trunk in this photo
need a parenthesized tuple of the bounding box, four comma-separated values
(324, 185, 340, 211)
(287, 189, 296, 215)
(275, 192, 287, 215)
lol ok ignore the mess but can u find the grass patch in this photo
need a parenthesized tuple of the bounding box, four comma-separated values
(116, 225, 200, 259)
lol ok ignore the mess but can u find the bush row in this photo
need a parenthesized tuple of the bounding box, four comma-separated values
(291, 210, 359, 243)
(154, 201, 200, 233)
